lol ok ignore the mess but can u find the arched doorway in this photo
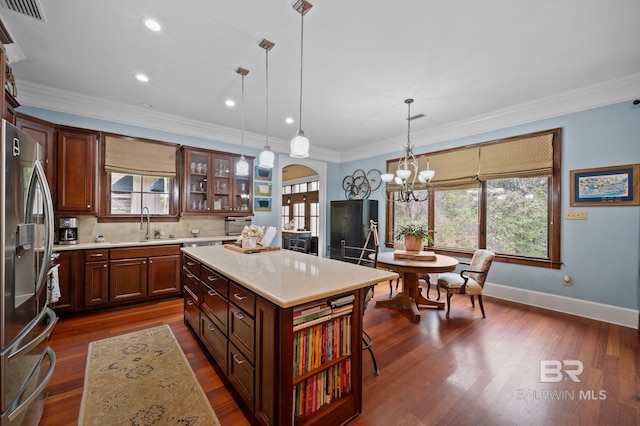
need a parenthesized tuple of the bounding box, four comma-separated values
(277, 155, 327, 257)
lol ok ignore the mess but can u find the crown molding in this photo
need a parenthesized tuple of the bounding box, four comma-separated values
(15, 79, 340, 162)
(339, 72, 640, 163)
(16, 73, 640, 164)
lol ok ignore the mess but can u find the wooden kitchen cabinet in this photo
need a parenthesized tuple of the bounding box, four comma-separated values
(110, 245, 181, 304)
(15, 114, 56, 184)
(182, 147, 253, 216)
(182, 253, 364, 426)
(56, 129, 97, 214)
(52, 250, 80, 313)
(83, 249, 109, 307)
(148, 253, 181, 296)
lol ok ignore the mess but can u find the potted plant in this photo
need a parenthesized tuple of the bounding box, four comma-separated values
(394, 222, 432, 251)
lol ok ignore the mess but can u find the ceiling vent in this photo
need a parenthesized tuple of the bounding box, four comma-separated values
(0, 0, 46, 21)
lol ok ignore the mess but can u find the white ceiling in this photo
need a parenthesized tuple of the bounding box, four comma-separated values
(1, 0, 639, 162)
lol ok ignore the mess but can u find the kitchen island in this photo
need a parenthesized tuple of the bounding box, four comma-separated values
(181, 245, 398, 426)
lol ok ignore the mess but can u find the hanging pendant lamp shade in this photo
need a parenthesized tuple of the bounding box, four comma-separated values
(290, 0, 313, 158)
(258, 38, 275, 168)
(235, 67, 250, 177)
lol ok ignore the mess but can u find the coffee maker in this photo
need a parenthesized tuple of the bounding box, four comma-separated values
(57, 217, 78, 245)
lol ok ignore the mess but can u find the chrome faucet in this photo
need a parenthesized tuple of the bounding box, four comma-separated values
(141, 206, 150, 240)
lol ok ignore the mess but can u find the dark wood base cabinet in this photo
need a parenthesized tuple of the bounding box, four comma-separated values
(183, 254, 364, 426)
(53, 245, 182, 315)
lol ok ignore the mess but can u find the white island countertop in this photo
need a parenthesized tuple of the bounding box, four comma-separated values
(182, 245, 399, 308)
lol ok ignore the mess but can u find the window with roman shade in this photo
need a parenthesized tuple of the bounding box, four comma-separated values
(385, 128, 561, 269)
(105, 136, 177, 177)
(100, 135, 180, 220)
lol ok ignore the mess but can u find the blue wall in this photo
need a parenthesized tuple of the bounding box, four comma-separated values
(338, 101, 640, 310)
(21, 102, 640, 311)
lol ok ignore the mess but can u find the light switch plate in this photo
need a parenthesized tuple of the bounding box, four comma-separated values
(565, 211, 587, 220)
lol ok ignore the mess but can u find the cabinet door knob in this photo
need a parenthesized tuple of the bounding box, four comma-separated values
(233, 311, 245, 320)
(103, 264, 107, 268)
(233, 354, 245, 365)
(233, 293, 246, 301)
(87, 204, 91, 208)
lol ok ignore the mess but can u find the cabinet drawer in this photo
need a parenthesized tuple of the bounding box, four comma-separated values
(201, 315, 227, 373)
(183, 270, 200, 302)
(229, 342, 254, 410)
(184, 287, 200, 334)
(229, 303, 255, 363)
(200, 265, 228, 297)
(183, 255, 200, 277)
(202, 282, 228, 335)
(111, 244, 180, 260)
(85, 249, 109, 261)
(229, 281, 255, 316)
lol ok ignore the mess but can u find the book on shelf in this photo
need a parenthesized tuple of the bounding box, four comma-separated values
(329, 294, 355, 308)
(331, 304, 353, 318)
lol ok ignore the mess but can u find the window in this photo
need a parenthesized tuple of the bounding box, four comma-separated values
(282, 179, 320, 236)
(110, 173, 172, 215)
(99, 134, 179, 220)
(385, 128, 561, 268)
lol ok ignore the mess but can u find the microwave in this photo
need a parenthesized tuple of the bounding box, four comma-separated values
(225, 217, 252, 236)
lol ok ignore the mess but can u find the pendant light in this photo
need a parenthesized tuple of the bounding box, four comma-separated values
(290, 0, 313, 158)
(235, 67, 250, 176)
(258, 38, 275, 169)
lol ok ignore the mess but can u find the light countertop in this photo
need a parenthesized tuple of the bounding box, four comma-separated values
(182, 245, 399, 308)
(53, 235, 236, 251)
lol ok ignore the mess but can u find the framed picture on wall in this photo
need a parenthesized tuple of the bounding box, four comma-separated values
(255, 166, 272, 181)
(254, 197, 272, 212)
(570, 164, 639, 206)
(255, 182, 272, 197)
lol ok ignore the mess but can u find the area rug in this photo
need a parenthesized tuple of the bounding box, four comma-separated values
(78, 325, 220, 426)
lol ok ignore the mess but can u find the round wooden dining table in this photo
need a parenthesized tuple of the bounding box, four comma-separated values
(373, 251, 458, 322)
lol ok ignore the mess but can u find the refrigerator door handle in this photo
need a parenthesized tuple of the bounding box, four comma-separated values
(3, 346, 56, 423)
(25, 160, 54, 296)
(4, 307, 57, 362)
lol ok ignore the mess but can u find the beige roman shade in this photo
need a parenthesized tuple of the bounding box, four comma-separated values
(105, 136, 177, 178)
(385, 130, 555, 192)
(477, 133, 553, 180)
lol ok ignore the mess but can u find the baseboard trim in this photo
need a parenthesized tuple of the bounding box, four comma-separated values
(483, 283, 639, 330)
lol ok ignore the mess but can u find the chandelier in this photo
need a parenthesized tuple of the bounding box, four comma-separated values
(381, 98, 434, 202)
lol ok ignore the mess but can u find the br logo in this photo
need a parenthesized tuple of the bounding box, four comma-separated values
(540, 360, 583, 382)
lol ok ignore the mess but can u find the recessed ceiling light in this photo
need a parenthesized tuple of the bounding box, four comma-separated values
(225, 99, 235, 107)
(285, 117, 294, 124)
(144, 19, 161, 32)
(136, 73, 149, 82)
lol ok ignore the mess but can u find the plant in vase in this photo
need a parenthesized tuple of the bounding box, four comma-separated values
(394, 222, 432, 252)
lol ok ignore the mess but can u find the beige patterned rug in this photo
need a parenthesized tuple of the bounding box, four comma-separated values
(78, 325, 220, 426)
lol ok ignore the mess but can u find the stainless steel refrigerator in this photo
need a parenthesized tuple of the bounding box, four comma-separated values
(0, 120, 56, 425)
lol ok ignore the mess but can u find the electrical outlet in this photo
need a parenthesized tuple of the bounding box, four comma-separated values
(563, 275, 572, 286)
(565, 211, 587, 220)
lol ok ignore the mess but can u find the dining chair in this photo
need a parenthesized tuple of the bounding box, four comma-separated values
(436, 249, 495, 318)
(339, 240, 381, 375)
(288, 237, 308, 253)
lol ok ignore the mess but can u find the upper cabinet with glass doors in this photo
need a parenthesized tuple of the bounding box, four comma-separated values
(182, 147, 253, 216)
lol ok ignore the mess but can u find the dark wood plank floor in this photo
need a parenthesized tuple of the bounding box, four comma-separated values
(40, 286, 639, 425)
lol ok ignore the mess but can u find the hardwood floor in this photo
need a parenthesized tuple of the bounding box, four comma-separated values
(40, 287, 639, 425)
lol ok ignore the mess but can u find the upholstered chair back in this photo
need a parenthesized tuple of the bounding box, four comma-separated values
(468, 249, 495, 288)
